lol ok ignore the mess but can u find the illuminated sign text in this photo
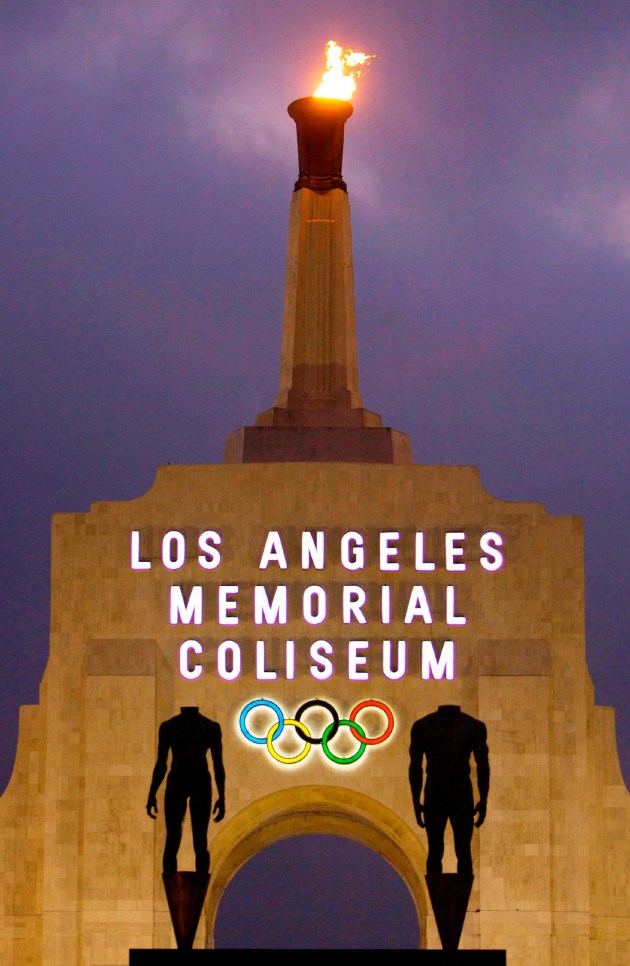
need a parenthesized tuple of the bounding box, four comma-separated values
(130, 527, 505, 683)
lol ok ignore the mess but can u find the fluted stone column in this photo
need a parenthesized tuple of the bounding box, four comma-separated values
(224, 96, 411, 463)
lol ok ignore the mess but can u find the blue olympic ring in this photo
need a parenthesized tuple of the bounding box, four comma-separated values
(239, 698, 285, 744)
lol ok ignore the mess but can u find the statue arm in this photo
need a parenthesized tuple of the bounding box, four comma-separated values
(408, 725, 426, 828)
(210, 725, 226, 823)
(473, 723, 490, 827)
(146, 723, 170, 819)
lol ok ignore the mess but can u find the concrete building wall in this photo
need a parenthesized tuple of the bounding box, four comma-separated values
(0, 462, 628, 965)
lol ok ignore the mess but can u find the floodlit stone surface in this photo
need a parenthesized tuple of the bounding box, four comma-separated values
(0, 461, 628, 964)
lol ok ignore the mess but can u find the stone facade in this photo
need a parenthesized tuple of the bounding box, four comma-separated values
(1, 461, 628, 965)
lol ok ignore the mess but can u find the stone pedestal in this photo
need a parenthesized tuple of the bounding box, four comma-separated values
(425, 873, 474, 951)
(162, 872, 210, 951)
(224, 425, 412, 463)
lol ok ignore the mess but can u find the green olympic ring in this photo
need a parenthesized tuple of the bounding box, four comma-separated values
(321, 718, 367, 764)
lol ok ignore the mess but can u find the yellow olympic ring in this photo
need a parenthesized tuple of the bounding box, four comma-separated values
(266, 718, 312, 764)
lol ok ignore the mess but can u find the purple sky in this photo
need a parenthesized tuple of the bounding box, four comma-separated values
(1, 0, 628, 948)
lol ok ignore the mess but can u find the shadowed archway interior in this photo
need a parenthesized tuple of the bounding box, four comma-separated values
(214, 834, 420, 949)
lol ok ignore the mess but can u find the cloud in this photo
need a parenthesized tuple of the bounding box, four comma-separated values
(1, 1, 325, 176)
(5, 0, 182, 79)
(177, 80, 293, 169)
(540, 51, 630, 259)
(549, 185, 630, 260)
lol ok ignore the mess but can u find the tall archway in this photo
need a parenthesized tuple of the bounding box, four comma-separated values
(205, 785, 428, 948)
(213, 835, 420, 948)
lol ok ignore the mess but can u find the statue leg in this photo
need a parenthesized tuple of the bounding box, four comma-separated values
(424, 787, 448, 874)
(189, 773, 211, 874)
(163, 779, 188, 873)
(451, 787, 474, 875)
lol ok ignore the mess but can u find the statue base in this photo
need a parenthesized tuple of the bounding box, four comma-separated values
(162, 872, 210, 951)
(425, 873, 474, 951)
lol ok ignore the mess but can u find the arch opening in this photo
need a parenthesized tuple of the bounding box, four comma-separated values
(205, 785, 428, 948)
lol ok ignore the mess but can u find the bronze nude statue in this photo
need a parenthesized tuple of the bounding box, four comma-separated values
(147, 706, 226, 874)
(409, 704, 489, 875)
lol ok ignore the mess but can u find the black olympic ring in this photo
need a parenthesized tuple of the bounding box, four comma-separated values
(294, 698, 340, 745)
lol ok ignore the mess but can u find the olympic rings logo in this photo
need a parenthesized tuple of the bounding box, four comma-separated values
(239, 698, 394, 765)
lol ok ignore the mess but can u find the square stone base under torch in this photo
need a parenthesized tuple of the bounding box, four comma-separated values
(224, 426, 413, 463)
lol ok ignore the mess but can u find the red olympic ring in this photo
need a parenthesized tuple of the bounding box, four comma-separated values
(348, 699, 395, 745)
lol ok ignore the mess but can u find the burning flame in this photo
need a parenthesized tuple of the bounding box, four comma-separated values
(313, 40, 375, 101)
